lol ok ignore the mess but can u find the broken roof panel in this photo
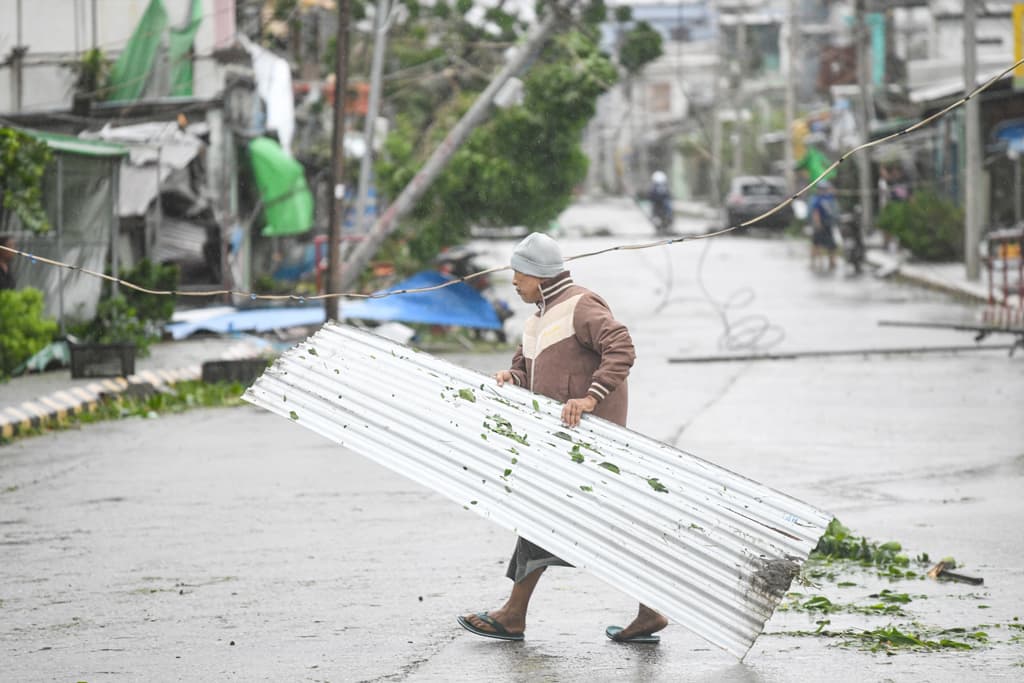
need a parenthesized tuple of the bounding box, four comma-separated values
(242, 323, 832, 658)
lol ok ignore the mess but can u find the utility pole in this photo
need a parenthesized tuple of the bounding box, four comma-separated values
(783, 0, 796, 194)
(732, 3, 746, 177)
(9, 0, 25, 112)
(854, 0, 874, 241)
(709, 7, 724, 205)
(963, 1, 981, 280)
(354, 0, 391, 238)
(325, 0, 351, 320)
(339, 6, 565, 292)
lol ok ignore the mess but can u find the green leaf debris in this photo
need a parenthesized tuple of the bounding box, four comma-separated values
(774, 519, 1012, 653)
(647, 477, 669, 493)
(483, 414, 529, 445)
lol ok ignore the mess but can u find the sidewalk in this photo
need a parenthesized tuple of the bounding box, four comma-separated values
(865, 247, 1023, 327)
(0, 335, 277, 440)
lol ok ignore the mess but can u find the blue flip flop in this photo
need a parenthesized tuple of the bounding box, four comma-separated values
(606, 625, 661, 644)
(457, 613, 525, 641)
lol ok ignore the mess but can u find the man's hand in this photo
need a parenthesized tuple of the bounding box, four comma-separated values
(562, 395, 598, 428)
(495, 370, 514, 386)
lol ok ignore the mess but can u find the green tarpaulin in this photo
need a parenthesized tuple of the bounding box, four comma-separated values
(12, 341, 71, 376)
(169, 0, 203, 97)
(106, 0, 202, 101)
(106, 0, 169, 101)
(249, 138, 314, 237)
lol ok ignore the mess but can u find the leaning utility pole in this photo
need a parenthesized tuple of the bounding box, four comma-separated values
(326, 0, 352, 321)
(338, 5, 566, 292)
(964, 1, 981, 280)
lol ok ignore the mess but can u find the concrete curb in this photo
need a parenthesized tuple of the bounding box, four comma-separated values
(865, 250, 990, 304)
(0, 367, 201, 440)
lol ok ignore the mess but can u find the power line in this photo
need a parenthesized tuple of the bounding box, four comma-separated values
(3, 54, 1021, 304)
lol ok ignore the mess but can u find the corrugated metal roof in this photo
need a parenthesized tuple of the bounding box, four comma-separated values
(242, 322, 832, 658)
(24, 129, 129, 158)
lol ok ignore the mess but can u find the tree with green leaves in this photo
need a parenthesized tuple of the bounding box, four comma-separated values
(0, 128, 53, 234)
(0, 289, 57, 378)
(370, 1, 618, 265)
(618, 20, 662, 75)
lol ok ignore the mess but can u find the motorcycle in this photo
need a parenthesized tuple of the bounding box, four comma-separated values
(837, 207, 865, 274)
(635, 192, 674, 236)
(651, 197, 674, 236)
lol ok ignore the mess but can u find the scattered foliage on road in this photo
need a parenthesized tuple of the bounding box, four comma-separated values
(769, 517, 1015, 655)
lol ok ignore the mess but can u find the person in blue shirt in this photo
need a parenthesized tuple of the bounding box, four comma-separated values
(808, 181, 838, 271)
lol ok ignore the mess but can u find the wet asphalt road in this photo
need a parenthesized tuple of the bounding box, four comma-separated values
(2, 201, 1023, 681)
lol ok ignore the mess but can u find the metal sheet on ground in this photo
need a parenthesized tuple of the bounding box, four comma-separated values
(242, 322, 832, 658)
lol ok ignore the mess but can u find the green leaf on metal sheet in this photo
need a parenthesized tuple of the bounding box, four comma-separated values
(647, 477, 669, 493)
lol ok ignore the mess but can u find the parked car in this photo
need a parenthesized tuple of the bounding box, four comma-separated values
(725, 175, 794, 229)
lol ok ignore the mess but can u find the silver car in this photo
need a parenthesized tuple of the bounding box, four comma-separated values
(725, 175, 794, 229)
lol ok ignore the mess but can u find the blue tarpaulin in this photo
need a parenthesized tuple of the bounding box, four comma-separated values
(166, 306, 326, 340)
(164, 271, 501, 339)
(343, 271, 502, 330)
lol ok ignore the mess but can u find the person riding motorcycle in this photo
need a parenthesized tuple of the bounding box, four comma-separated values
(647, 171, 673, 235)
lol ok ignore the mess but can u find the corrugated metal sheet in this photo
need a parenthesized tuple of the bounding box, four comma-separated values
(243, 322, 832, 658)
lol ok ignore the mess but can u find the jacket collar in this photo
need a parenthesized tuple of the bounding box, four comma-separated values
(537, 271, 574, 308)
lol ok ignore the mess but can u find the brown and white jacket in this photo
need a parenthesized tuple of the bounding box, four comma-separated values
(508, 271, 635, 427)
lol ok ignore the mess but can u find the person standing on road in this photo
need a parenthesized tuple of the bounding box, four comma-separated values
(808, 181, 838, 271)
(0, 235, 17, 290)
(457, 232, 669, 644)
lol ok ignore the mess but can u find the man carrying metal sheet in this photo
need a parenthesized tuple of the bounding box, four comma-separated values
(457, 232, 668, 644)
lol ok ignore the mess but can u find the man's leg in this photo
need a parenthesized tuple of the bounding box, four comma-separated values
(611, 603, 669, 641)
(463, 567, 546, 636)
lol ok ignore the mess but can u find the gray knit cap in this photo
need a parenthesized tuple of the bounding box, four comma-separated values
(510, 232, 564, 278)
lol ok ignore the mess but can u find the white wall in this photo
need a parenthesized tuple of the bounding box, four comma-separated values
(0, 0, 235, 113)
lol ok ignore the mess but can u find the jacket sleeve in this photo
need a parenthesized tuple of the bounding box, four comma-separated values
(509, 344, 528, 387)
(573, 293, 635, 403)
